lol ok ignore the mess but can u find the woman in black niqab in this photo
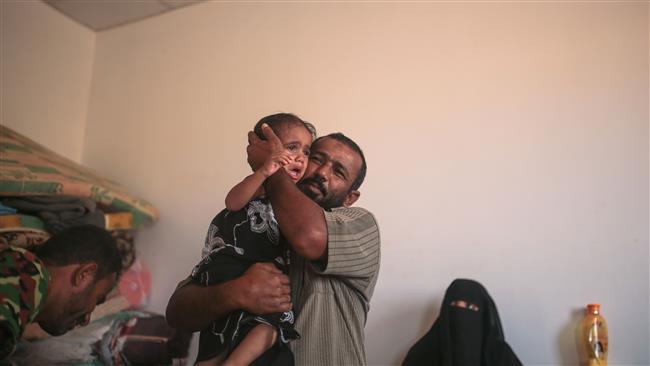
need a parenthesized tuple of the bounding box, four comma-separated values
(402, 279, 523, 366)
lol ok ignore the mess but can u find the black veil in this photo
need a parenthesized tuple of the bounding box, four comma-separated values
(402, 279, 523, 366)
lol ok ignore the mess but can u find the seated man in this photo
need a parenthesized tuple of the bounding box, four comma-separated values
(167, 126, 381, 365)
(0, 225, 123, 360)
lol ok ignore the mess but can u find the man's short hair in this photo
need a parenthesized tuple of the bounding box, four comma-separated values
(35, 225, 123, 280)
(314, 133, 367, 191)
(253, 113, 317, 141)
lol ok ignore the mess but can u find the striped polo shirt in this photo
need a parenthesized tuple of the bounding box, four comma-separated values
(289, 206, 381, 366)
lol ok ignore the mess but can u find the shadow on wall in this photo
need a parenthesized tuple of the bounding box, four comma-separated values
(366, 297, 442, 365)
(557, 307, 583, 366)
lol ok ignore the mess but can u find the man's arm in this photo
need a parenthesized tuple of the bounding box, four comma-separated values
(166, 263, 292, 331)
(265, 171, 328, 260)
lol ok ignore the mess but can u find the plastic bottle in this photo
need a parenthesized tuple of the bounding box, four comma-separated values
(578, 304, 609, 366)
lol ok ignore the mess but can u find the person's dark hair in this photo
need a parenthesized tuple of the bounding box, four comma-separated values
(253, 113, 316, 141)
(35, 225, 123, 281)
(314, 133, 367, 191)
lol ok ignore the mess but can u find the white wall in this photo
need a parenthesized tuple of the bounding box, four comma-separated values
(1, 1, 95, 162)
(10, 1, 650, 365)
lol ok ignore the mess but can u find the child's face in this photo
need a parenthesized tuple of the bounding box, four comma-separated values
(276, 124, 313, 182)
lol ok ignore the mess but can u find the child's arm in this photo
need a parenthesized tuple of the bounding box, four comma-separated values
(222, 324, 277, 366)
(225, 171, 267, 211)
(225, 151, 292, 211)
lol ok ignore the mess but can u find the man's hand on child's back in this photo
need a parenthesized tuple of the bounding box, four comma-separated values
(234, 262, 292, 315)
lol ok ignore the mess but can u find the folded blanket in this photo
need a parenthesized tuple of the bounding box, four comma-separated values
(1, 126, 158, 228)
(2, 196, 105, 235)
(0, 203, 17, 215)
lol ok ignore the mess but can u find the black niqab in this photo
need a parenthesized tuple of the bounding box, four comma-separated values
(402, 279, 523, 366)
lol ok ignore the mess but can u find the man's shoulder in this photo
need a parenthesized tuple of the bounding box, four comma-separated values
(324, 206, 380, 243)
(0, 246, 47, 279)
(0, 245, 49, 300)
(0, 246, 49, 359)
(330, 206, 372, 214)
(327, 206, 378, 226)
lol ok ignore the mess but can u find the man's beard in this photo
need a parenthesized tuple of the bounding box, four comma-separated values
(298, 176, 347, 210)
(39, 321, 69, 336)
(39, 283, 94, 336)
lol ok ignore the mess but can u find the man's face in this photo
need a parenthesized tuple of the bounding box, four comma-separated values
(39, 273, 116, 336)
(298, 137, 362, 209)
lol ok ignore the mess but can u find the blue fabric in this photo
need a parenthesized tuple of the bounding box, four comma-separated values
(0, 202, 17, 215)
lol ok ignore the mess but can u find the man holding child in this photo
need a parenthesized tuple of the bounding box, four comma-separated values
(167, 114, 381, 365)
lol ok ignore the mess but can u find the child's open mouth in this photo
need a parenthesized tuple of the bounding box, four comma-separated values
(286, 167, 301, 181)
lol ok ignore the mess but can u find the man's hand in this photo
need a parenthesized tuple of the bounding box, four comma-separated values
(166, 262, 291, 331)
(247, 124, 285, 171)
(235, 262, 292, 315)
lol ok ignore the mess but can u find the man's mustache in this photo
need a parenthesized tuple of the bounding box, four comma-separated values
(300, 176, 327, 195)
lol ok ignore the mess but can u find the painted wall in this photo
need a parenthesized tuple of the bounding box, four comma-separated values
(8, 1, 649, 365)
(1, 1, 95, 162)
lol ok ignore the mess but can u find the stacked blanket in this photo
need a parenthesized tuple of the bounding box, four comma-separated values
(2, 196, 104, 234)
(0, 125, 159, 227)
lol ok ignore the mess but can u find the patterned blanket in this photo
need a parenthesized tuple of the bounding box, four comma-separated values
(0, 126, 158, 227)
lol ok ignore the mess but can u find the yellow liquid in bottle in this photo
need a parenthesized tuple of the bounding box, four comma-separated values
(578, 304, 608, 366)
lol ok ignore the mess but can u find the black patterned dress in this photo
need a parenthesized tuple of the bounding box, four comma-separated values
(191, 198, 299, 365)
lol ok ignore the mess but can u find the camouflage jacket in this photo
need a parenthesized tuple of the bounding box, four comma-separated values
(0, 246, 50, 359)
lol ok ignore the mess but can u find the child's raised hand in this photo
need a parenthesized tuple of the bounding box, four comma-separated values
(259, 150, 292, 177)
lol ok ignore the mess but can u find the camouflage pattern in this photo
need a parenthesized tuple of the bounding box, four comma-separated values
(0, 246, 49, 359)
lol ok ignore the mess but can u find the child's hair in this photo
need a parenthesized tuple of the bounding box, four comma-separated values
(253, 113, 317, 141)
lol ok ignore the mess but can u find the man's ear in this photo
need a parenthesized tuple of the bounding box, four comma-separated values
(72, 263, 97, 291)
(343, 190, 360, 207)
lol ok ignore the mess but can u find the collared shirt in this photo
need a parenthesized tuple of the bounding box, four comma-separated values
(289, 206, 381, 365)
(0, 246, 50, 359)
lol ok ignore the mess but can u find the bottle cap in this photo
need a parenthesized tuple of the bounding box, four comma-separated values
(587, 304, 600, 314)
